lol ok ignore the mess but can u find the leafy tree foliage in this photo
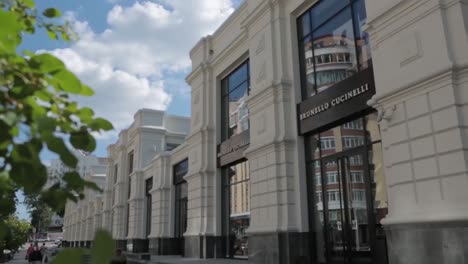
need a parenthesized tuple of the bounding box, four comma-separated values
(0, 215, 31, 252)
(25, 194, 52, 233)
(0, 0, 112, 215)
(0, 0, 115, 262)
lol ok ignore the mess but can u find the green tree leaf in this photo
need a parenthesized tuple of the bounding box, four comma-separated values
(91, 230, 115, 264)
(31, 53, 65, 73)
(43, 134, 78, 167)
(81, 84, 94, 96)
(70, 131, 96, 152)
(90, 118, 113, 131)
(62, 171, 83, 190)
(51, 249, 84, 264)
(42, 8, 61, 18)
(77, 107, 95, 123)
(0, 10, 22, 52)
(22, 0, 35, 8)
(54, 69, 82, 94)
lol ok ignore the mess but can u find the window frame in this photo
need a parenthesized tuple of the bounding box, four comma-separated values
(297, 0, 370, 100)
(221, 60, 250, 141)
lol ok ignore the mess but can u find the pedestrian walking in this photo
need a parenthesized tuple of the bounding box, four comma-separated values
(29, 243, 43, 264)
(26, 243, 34, 262)
(40, 242, 49, 263)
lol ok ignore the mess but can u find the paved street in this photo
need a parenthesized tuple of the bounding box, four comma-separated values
(8, 247, 27, 264)
(7, 243, 58, 264)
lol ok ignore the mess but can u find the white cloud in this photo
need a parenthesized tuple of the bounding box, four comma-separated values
(48, 1, 234, 139)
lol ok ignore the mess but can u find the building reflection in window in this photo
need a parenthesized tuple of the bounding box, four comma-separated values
(224, 161, 250, 258)
(306, 113, 388, 262)
(299, 0, 371, 98)
(222, 62, 250, 140)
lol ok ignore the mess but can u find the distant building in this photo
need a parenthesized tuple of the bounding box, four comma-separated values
(63, 109, 190, 249)
(46, 151, 107, 239)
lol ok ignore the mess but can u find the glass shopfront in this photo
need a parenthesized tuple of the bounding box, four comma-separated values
(306, 114, 388, 264)
(222, 161, 250, 259)
(174, 159, 188, 256)
(145, 177, 153, 237)
(297, 1, 388, 263)
(219, 59, 251, 259)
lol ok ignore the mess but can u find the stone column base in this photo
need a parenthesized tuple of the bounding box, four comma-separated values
(386, 221, 468, 264)
(249, 232, 310, 264)
(84, 241, 92, 248)
(149, 238, 180, 255)
(114, 240, 127, 251)
(127, 239, 149, 253)
(184, 236, 224, 259)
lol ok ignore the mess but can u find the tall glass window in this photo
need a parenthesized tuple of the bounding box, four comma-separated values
(223, 161, 250, 259)
(145, 177, 153, 237)
(126, 151, 134, 238)
(113, 164, 118, 184)
(298, 0, 371, 98)
(128, 151, 134, 174)
(174, 159, 188, 255)
(305, 113, 387, 263)
(221, 61, 250, 140)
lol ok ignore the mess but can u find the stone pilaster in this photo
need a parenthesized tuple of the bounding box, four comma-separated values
(366, 0, 468, 263)
(148, 154, 175, 255)
(185, 36, 223, 258)
(127, 171, 148, 253)
(242, 1, 310, 263)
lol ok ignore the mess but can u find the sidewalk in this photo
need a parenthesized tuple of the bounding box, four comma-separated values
(145, 256, 247, 264)
(8, 248, 27, 264)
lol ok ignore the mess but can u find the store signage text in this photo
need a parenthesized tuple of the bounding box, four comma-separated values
(297, 66, 376, 135)
(217, 130, 250, 167)
(299, 83, 370, 121)
(218, 131, 249, 157)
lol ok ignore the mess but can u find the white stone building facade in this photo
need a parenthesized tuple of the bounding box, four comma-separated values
(64, 0, 468, 263)
(100, 109, 190, 252)
(63, 160, 107, 248)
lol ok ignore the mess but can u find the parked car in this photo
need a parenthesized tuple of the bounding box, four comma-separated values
(2, 249, 14, 261)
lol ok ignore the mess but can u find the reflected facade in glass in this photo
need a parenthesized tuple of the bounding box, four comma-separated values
(223, 161, 250, 259)
(174, 159, 189, 239)
(221, 61, 250, 140)
(145, 177, 153, 237)
(306, 113, 387, 263)
(298, 0, 371, 98)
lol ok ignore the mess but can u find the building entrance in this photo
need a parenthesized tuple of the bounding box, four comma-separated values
(174, 181, 187, 256)
(306, 114, 388, 264)
(174, 159, 188, 256)
(321, 150, 373, 264)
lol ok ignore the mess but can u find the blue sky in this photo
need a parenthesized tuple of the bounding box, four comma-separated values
(16, 0, 244, 220)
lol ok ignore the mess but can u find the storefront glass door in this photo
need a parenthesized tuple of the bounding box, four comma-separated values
(307, 114, 388, 264)
(322, 151, 372, 264)
(174, 181, 188, 256)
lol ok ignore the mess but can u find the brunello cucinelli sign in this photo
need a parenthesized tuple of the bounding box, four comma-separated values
(217, 129, 250, 167)
(298, 67, 376, 134)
